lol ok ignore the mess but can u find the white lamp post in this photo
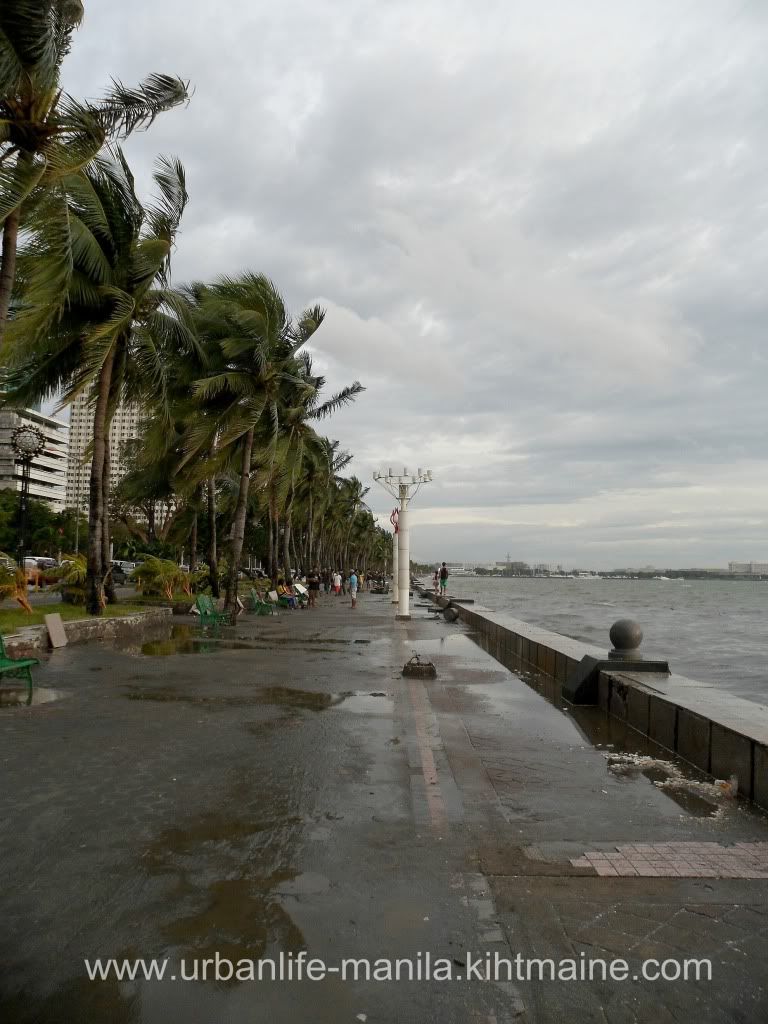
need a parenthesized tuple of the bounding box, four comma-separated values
(389, 508, 399, 605)
(374, 467, 433, 620)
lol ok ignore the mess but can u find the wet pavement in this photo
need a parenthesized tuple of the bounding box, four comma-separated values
(1, 594, 767, 1022)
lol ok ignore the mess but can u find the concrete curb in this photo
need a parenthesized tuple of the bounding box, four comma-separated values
(4, 607, 173, 659)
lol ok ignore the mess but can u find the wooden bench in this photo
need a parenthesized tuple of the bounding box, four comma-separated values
(194, 593, 230, 628)
(0, 634, 39, 706)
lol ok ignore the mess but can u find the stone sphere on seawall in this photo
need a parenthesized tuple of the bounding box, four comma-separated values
(609, 618, 643, 653)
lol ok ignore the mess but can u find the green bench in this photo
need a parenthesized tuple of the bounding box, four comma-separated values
(195, 593, 230, 628)
(0, 634, 39, 706)
(249, 589, 275, 615)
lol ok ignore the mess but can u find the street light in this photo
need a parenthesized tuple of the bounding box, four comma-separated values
(11, 424, 46, 567)
(389, 508, 399, 605)
(373, 466, 432, 620)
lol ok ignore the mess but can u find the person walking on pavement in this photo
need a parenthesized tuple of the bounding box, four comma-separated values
(349, 569, 359, 609)
(439, 562, 449, 595)
(307, 567, 320, 608)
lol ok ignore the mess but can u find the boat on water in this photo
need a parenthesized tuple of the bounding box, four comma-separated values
(442, 563, 475, 577)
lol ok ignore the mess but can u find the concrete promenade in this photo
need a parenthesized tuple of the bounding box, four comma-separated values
(1, 593, 767, 1022)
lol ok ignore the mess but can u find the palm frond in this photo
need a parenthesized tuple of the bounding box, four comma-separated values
(0, 151, 46, 221)
(95, 74, 189, 137)
(310, 381, 365, 419)
(145, 155, 187, 240)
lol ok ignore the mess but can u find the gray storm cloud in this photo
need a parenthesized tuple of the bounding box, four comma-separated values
(60, 0, 768, 567)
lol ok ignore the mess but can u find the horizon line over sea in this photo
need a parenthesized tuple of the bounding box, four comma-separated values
(440, 576, 768, 707)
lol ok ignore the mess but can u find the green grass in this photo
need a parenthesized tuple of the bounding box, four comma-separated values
(0, 603, 151, 632)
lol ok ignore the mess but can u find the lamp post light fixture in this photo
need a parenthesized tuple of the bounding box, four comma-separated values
(11, 423, 46, 566)
(373, 467, 433, 620)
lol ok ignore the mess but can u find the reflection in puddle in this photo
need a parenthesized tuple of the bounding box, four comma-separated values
(0, 686, 66, 707)
(143, 806, 305, 964)
(123, 685, 354, 711)
(128, 625, 374, 657)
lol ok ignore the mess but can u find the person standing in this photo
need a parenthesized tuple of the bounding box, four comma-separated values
(439, 562, 449, 595)
(307, 566, 320, 608)
(332, 569, 342, 595)
(349, 569, 359, 609)
(432, 568, 439, 595)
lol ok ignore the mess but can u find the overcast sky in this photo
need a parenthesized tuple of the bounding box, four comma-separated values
(63, 0, 768, 568)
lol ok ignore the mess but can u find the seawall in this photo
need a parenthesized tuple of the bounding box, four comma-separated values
(436, 596, 768, 810)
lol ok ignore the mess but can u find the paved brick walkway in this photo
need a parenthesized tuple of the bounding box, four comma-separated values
(571, 841, 768, 877)
(1, 597, 767, 1022)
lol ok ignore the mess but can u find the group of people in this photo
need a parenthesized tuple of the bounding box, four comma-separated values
(279, 568, 365, 610)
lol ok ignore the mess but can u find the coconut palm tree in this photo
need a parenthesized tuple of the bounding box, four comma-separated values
(0, 1, 188, 341)
(2, 150, 195, 613)
(268, 353, 363, 576)
(308, 440, 353, 567)
(181, 274, 328, 609)
(337, 476, 370, 568)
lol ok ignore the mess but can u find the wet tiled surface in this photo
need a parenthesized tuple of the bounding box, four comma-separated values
(571, 841, 768, 877)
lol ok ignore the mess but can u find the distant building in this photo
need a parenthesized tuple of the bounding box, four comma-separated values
(442, 562, 473, 576)
(728, 562, 768, 575)
(0, 408, 69, 511)
(65, 394, 143, 511)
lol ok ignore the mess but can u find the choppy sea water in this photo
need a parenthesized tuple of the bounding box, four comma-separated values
(442, 577, 768, 705)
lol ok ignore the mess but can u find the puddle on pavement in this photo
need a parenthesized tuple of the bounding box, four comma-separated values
(124, 625, 374, 657)
(124, 684, 354, 711)
(163, 875, 305, 963)
(141, 637, 258, 655)
(122, 685, 392, 714)
(604, 751, 724, 818)
(0, 686, 67, 708)
(143, 807, 306, 964)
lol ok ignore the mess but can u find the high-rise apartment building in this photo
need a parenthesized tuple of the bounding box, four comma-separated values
(0, 408, 70, 511)
(65, 394, 143, 510)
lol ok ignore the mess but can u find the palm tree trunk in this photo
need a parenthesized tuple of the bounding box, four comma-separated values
(190, 505, 198, 574)
(266, 515, 274, 580)
(225, 428, 254, 609)
(207, 476, 219, 597)
(86, 347, 116, 615)
(102, 437, 116, 604)
(282, 508, 292, 578)
(269, 501, 280, 583)
(307, 491, 314, 567)
(147, 502, 156, 543)
(0, 206, 21, 346)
